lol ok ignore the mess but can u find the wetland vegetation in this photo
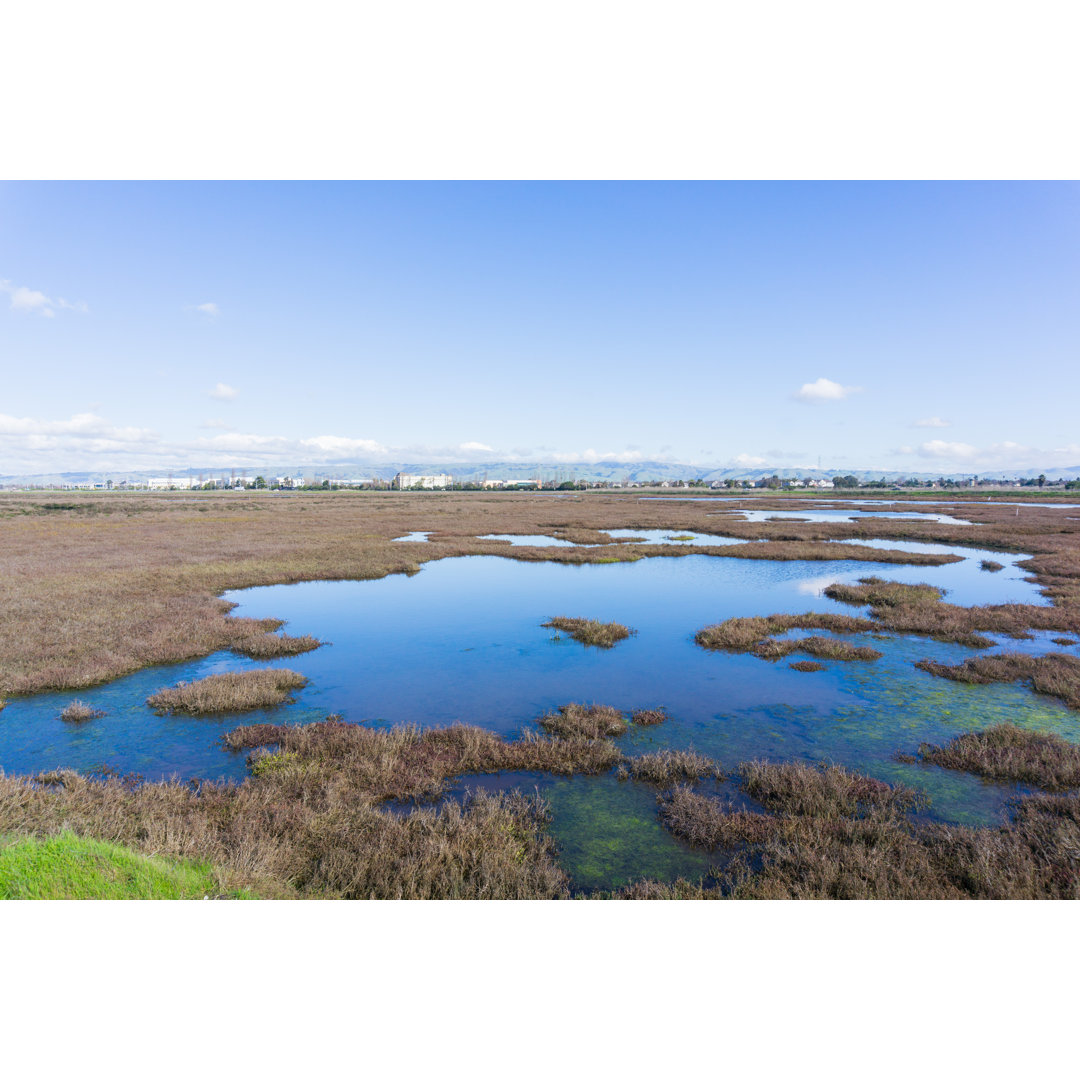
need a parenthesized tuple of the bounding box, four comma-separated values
(146, 669, 309, 714)
(58, 700, 105, 723)
(2, 487, 1080, 898)
(901, 723, 1080, 791)
(542, 616, 636, 648)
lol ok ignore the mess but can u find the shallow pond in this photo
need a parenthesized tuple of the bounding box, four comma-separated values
(726, 509, 974, 525)
(479, 529, 743, 548)
(2, 541, 1076, 893)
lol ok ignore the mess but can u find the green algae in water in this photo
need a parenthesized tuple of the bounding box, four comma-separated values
(540, 773, 711, 892)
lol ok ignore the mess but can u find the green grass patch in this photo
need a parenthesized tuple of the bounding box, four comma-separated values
(0, 832, 250, 899)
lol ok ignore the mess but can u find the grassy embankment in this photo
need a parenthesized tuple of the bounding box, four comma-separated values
(0, 832, 250, 899)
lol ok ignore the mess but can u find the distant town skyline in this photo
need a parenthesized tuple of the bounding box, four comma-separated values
(2, 181, 1078, 476)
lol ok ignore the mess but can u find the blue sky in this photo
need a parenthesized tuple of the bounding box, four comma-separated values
(2, 181, 1077, 475)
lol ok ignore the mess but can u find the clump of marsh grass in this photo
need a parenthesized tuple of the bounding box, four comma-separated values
(824, 578, 945, 608)
(695, 613, 882, 663)
(232, 634, 325, 659)
(58, 700, 105, 723)
(695, 612, 876, 653)
(789, 660, 826, 672)
(914, 652, 1080, 710)
(223, 718, 622, 799)
(751, 636, 883, 662)
(738, 760, 925, 819)
(902, 723, 1080, 791)
(616, 750, 723, 785)
(630, 707, 668, 726)
(542, 616, 636, 648)
(656, 786, 776, 849)
(147, 669, 308, 714)
(980, 560, 1005, 572)
(1051, 637, 1077, 647)
(537, 703, 628, 739)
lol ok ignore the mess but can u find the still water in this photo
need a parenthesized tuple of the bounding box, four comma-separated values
(2, 541, 1076, 890)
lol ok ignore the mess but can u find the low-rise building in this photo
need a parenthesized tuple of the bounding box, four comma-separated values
(393, 472, 453, 490)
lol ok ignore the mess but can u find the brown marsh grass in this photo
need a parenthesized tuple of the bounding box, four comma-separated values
(631, 755, 1080, 899)
(223, 718, 622, 798)
(537, 703, 628, 739)
(980, 560, 1005, 572)
(913, 652, 1080, 710)
(146, 669, 308, 714)
(656, 785, 777, 848)
(630, 707, 668, 726)
(542, 616, 635, 648)
(615, 750, 723, 785)
(823, 578, 945, 608)
(695, 613, 882, 663)
(58, 700, 105, 723)
(618, 791, 1080, 899)
(231, 633, 325, 659)
(903, 723, 1080, 791)
(750, 636, 883, 662)
(789, 660, 826, 672)
(0, 764, 569, 899)
(737, 760, 925, 818)
(695, 612, 877, 652)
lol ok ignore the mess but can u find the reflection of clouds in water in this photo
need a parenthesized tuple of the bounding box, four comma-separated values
(796, 574, 851, 596)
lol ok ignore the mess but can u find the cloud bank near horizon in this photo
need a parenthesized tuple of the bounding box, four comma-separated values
(1, 410, 1078, 477)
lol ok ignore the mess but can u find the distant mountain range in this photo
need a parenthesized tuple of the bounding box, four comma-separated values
(3, 460, 1079, 487)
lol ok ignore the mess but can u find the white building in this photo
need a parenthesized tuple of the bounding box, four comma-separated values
(147, 477, 200, 490)
(393, 473, 452, 490)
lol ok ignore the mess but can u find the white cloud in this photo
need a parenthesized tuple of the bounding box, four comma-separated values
(299, 435, 389, 457)
(913, 416, 950, 428)
(0, 412, 155, 442)
(733, 453, 768, 466)
(917, 440, 978, 460)
(793, 377, 862, 403)
(209, 382, 238, 400)
(1, 279, 88, 318)
(893, 439, 1080, 471)
(459, 441, 494, 453)
(193, 302, 219, 317)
